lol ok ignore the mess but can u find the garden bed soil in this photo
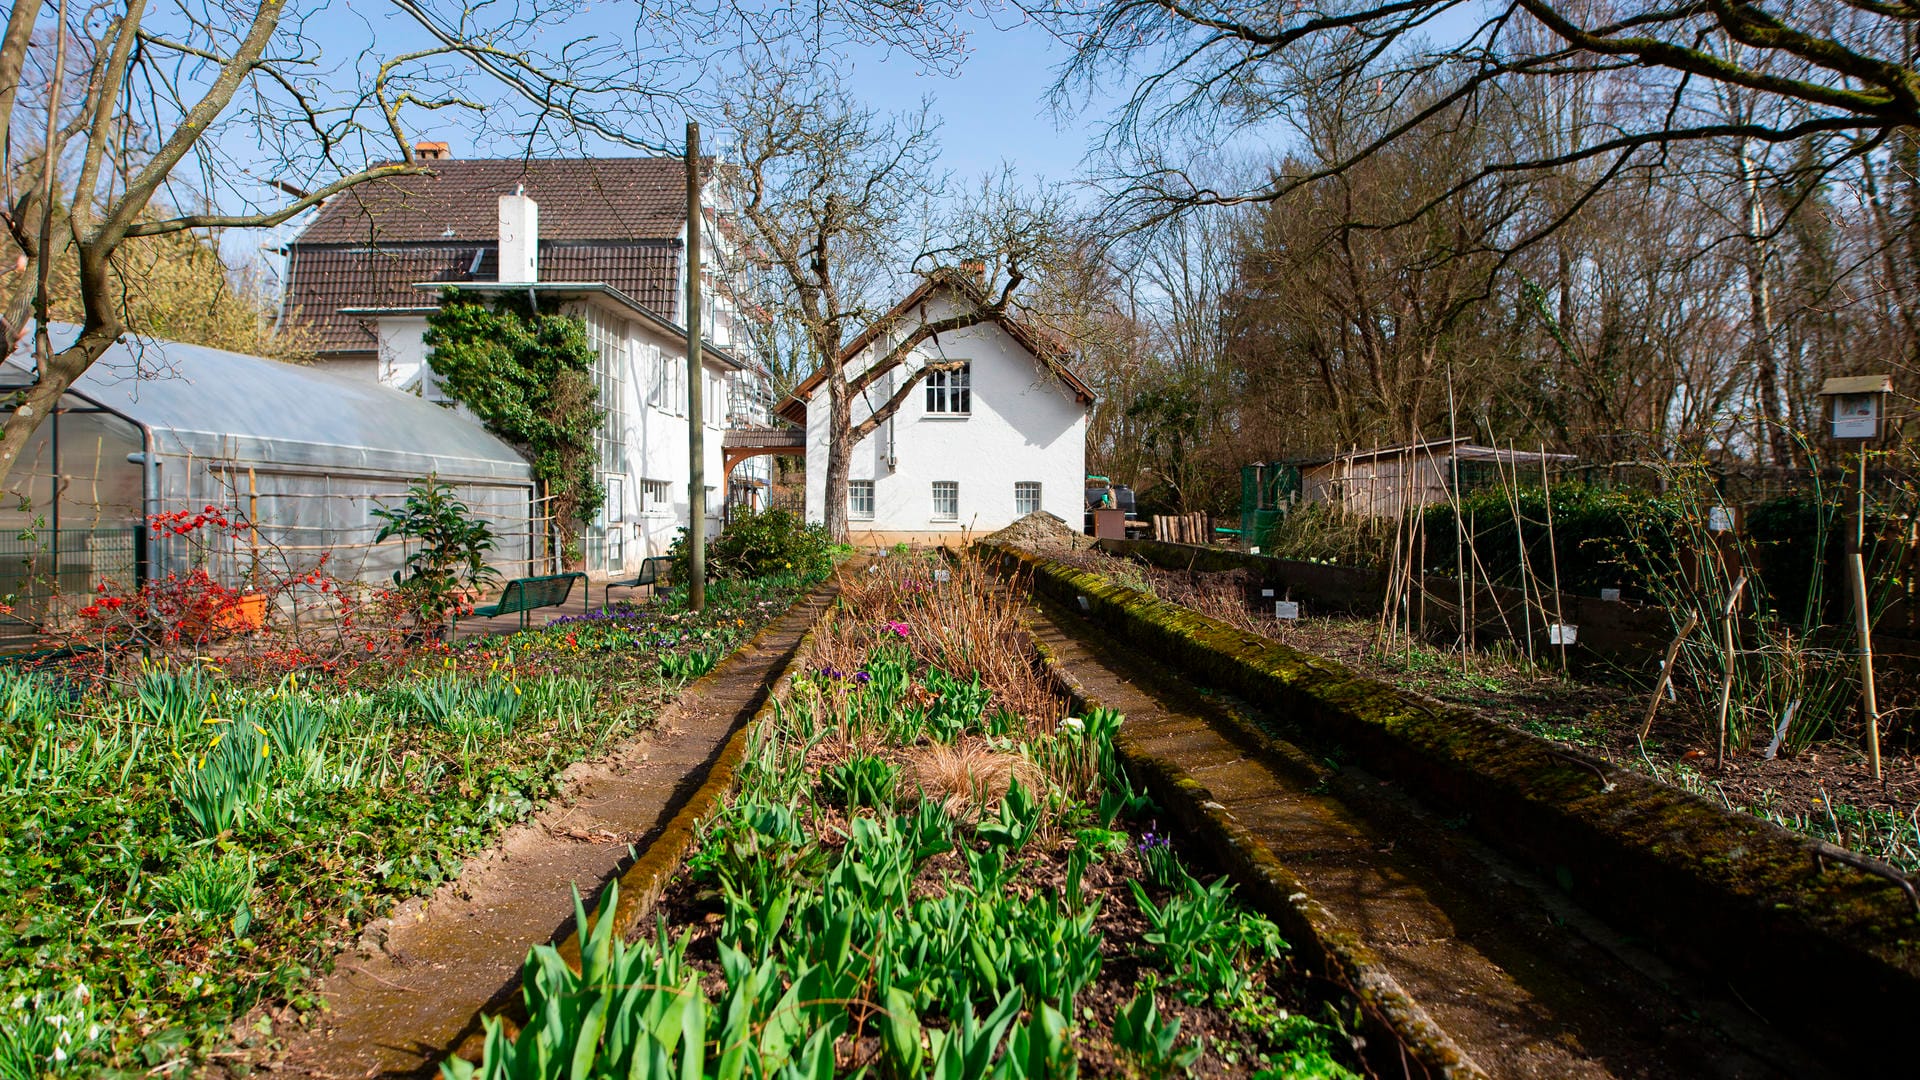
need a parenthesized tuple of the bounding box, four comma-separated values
(1043, 541, 1920, 875)
(244, 585, 837, 1079)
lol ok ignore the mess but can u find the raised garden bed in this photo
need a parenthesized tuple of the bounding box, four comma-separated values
(451, 554, 1365, 1080)
(982, 539, 1920, 1075)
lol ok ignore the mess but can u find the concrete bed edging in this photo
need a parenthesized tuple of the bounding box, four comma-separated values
(983, 541, 1920, 1073)
(455, 580, 839, 1051)
(1026, 629, 1486, 1080)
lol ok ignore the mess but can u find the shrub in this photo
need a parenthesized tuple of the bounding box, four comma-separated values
(669, 507, 837, 584)
(372, 479, 499, 627)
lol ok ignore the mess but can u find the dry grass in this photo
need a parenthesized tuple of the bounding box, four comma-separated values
(901, 739, 1044, 821)
(813, 551, 1063, 733)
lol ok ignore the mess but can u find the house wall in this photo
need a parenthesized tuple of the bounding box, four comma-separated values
(375, 316, 440, 398)
(362, 301, 754, 578)
(804, 294, 1088, 545)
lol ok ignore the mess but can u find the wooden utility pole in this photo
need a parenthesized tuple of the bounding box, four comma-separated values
(685, 120, 706, 613)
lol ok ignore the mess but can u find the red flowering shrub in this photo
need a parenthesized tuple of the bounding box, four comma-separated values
(53, 504, 441, 681)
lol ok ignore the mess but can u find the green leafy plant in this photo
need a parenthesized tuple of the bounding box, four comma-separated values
(670, 507, 836, 584)
(424, 290, 604, 563)
(372, 480, 499, 625)
(659, 645, 723, 683)
(822, 754, 901, 810)
(1113, 991, 1203, 1075)
(149, 850, 256, 936)
(1131, 874, 1286, 1009)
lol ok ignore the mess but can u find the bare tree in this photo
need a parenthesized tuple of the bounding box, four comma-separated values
(0, 0, 987, 493)
(721, 60, 1069, 539)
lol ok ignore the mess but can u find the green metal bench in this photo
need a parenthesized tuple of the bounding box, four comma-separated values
(466, 572, 589, 630)
(606, 556, 675, 603)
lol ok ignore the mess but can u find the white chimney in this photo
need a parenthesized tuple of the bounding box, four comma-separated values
(498, 188, 538, 283)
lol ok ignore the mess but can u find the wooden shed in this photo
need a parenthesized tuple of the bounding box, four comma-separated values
(1298, 439, 1576, 519)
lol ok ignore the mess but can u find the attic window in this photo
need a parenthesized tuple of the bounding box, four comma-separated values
(924, 363, 970, 415)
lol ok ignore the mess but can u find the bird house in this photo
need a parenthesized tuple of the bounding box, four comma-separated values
(1819, 375, 1893, 441)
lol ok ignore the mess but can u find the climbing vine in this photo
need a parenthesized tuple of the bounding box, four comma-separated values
(424, 289, 604, 564)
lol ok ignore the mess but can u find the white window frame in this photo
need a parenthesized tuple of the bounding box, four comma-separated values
(849, 480, 875, 520)
(1014, 481, 1041, 517)
(924, 363, 971, 416)
(641, 478, 672, 517)
(648, 345, 686, 416)
(605, 474, 626, 524)
(931, 480, 959, 522)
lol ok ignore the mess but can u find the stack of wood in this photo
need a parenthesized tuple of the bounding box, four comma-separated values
(1152, 512, 1213, 544)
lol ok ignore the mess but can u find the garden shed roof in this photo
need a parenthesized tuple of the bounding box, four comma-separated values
(3, 326, 533, 484)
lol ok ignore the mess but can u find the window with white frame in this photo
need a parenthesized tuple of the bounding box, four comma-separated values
(648, 344, 685, 415)
(582, 307, 629, 476)
(849, 480, 875, 520)
(705, 370, 726, 428)
(931, 481, 959, 521)
(1014, 481, 1041, 516)
(924, 363, 971, 415)
(641, 479, 671, 517)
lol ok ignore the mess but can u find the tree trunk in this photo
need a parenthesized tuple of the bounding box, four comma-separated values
(823, 372, 852, 541)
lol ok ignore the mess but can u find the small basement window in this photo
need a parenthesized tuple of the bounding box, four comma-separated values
(850, 480, 875, 520)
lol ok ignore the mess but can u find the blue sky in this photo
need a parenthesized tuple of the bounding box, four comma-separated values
(837, 11, 1101, 188)
(241, 5, 1117, 274)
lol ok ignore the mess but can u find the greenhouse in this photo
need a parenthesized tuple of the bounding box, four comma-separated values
(0, 327, 536, 643)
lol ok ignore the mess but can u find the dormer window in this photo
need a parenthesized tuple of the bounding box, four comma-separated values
(924, 363, 970, 415)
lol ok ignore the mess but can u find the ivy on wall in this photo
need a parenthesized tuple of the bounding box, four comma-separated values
(424, 289, 605, 563)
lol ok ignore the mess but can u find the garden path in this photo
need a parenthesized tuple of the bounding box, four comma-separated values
(1023, 593, 1830, 1080)
(260, 584, 836, 1079)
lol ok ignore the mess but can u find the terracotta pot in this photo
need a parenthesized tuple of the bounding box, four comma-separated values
(209, 593, 268, 634)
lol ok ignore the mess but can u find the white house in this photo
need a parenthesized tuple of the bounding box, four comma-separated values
(283, 152, 777, 577)
(777, 273, 1094, 545)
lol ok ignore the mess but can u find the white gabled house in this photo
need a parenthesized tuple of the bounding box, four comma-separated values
(776, 273, 1094, 545)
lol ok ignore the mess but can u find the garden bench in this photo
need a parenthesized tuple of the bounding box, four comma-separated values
(464, 572, 589, 630)
(605, 556, 675, 603)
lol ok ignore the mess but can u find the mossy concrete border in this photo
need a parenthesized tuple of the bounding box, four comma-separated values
(1028, 630, 1486, 1080)
(986, 541, 1920, 1071)
(459, 580, 839, 1049)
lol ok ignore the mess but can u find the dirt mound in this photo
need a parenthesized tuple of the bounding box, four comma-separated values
(985, 511, 1093, 552)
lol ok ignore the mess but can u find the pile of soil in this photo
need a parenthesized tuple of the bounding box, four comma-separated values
(985, 511, 1094, 553)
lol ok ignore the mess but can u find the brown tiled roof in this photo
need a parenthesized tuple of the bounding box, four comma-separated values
(284, 241, 682, 354)
(283, 157, 693, 354)
(774, 271, 1096, 423)
(295, 157, 692, 244)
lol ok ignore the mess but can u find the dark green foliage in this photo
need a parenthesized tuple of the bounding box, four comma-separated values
(423, 290, 604, 556)
(821, 754, 901, 810)
(372, 480, 499, 624)
(669, 507, 838, 584)
(1419, 484, 1664, 597)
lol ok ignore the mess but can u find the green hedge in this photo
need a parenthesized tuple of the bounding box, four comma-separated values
(1418, 486, 1885, 624)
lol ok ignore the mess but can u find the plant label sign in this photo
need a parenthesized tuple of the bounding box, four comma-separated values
(1274, 600, 1301, 621)
(1548, 623, 1578, 646)
(1707, 506, 1735, 533)
(934, 569, 951, 583)
(1261, 587, 1276, 598)
(1600, 588, 1621, 602)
